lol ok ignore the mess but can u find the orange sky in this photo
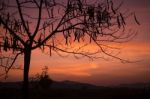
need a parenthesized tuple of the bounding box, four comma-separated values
(0, 0, 150, 86)
(3, 41, 150, 86)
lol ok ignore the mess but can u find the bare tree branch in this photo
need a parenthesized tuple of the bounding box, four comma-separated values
(0, 0, 139, 98)
(0, 52, 23, 78)
(16, 0, 32, 39)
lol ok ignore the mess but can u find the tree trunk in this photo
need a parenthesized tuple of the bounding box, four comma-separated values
(23, 48, 31, 99)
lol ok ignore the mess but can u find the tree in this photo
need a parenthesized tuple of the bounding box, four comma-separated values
(0, 0, 139, 99)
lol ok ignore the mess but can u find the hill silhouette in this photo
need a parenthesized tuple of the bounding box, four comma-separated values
(0, 81, 150, 99)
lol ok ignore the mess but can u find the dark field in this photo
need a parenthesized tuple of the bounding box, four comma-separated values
(0, 87, 150, 99)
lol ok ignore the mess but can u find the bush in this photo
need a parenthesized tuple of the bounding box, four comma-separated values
(30, 66, 53, 90)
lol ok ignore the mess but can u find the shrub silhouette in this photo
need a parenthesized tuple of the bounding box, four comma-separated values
(39, 66, 53, 89)
(31, 66, 53, 90)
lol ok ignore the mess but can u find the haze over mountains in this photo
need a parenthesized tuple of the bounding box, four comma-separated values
(0, 80, 150, 89)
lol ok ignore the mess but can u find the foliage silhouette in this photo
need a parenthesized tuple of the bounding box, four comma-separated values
(30, 66, 53, 90)
(0, 0, 139, 99)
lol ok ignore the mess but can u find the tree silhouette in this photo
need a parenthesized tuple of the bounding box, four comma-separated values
(30, 66, 53, 90)
(0, 0, 139, 99)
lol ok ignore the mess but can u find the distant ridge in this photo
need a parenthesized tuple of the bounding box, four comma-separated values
(1, 81, 150, 89)
(0, 82, 22, 89)
(119, 82, 150, 88)
(51, 80, 101, 89)
(0, 80, 100, 89)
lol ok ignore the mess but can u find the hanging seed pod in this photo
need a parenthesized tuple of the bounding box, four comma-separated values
(67, 29, 71, 37)
(0, 18, 2, 26)
(43, 24, 46, 41)
(100, 27, 103, 37)
(12, 37, 17, 49)
(78, 33, 81, 42)
(0, 45, 1, 53)
(62, 26, 66, 38)
(93, 31, 97, 40)
(110, 1, 116, 14)
(73, 7, 75, 17)
(87, 6, 95, 20)
(18, 22, 22, 33)
(66, 0, 72, 13)
(38, 34, 42, 44)
(0, 42, 1, 52)
(42, 45, 45, 52)
(106, 0, 110, 10)
(64, 30, 69, 45)
(120, 13, 125, 25)
(0, 56, 2, 66)
(0, 3, 3, 11)
(76, 30, 80, 42)
(101, 9, 105, 21)
(84, 11, 86, 23)
(134, 13, 140, 25)
(16, 38, 19, 47)
(45, 0, 47, 7)
(23, 22, 26, 33)
(51, 23, 54, 32)
(5, 13, 10, 33)
(16, 21, 20, 32)
(96, 10, 102, 26)
(10, 37, 13, 46)
(14, 19, 18, 32)
(102, 8, 108, 22)
(90, 33, 92, 43)
(49, 46, 52, 56)
(47, 7, 51, 18)
(96, 28, 100, 34)
(7, 37, 10, 50)
(105, 13, 110, 27)
(6, 37, 9, 46)
(45, 0, 52, 7)
(40, 37, 45, 52)
(52, 36, 55, 50)
(65, 36, 68, 45)
(51, 7, 54, 18)
(43, 22, 46, 31)
(82, 28, 85, 36)
(3, 38, 8, 51)
(96, 4, 102, 26)
(74, 29, 80, 42)
(26, 21, 29, 31)
(53, 0, 56, 6)
(117, 16, 121, 28)
(74, 30, 78, 41)
(77, 0, 83, 13)
(7, 13, 10, 22)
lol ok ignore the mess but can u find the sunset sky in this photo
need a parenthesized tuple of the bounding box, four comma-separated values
(1, 0, 150, 86)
